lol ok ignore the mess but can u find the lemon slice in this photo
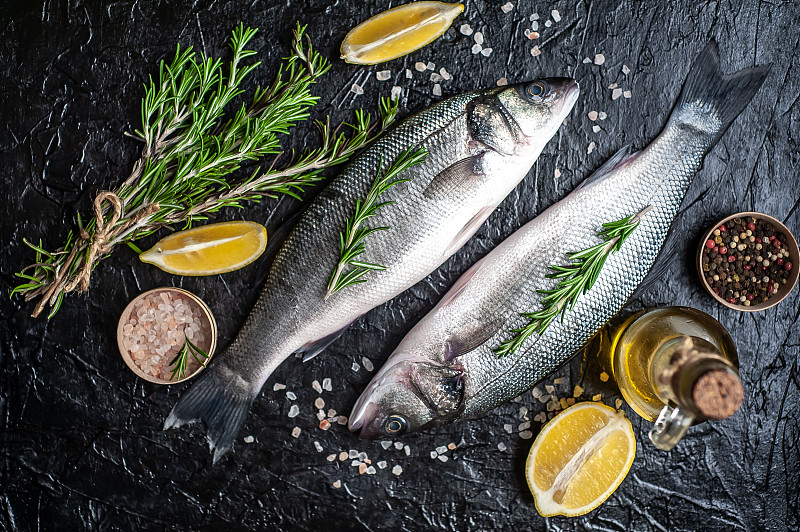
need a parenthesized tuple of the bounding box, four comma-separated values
(341, 1, 464, 65)
(526, 402, 635, 517)
(139, 221, 267, 276)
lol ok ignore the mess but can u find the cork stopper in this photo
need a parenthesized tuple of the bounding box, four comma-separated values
(692, 369, 743, 420)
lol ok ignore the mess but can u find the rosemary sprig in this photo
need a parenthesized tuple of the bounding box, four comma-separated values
(495, 205, 653, 358)
(325, 148, 427, 299)
(13, 23, 400, 318)
(168, 332, 210, 381)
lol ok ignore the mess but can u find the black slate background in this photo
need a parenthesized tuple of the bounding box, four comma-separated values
(2, 1, 799, 530)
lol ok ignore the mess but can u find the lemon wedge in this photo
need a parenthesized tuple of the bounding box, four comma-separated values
(526, 402, 635, 517)
(340, 1, 464, 65)
(139, 221, 267, 276)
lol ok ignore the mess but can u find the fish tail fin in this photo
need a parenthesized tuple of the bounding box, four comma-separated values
(670, 41, 770, 148)
(164, 366, 257, 464)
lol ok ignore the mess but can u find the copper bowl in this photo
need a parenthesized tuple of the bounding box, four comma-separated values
(696, 212, 799, 312)
(117, 287, 217, 384)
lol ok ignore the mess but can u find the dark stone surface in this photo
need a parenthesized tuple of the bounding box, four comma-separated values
(2, 1, 798, 530)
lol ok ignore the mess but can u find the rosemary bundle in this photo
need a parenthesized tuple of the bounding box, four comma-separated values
(496, 205, 652, 358)
(13, 23, 399, 318)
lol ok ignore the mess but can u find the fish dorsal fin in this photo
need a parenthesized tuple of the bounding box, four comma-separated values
(574, 145, 638, 192)
(423, 157, 480, 199)
(444, 320, 502, 362)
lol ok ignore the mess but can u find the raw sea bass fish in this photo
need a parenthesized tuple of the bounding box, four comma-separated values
(165, 78, 580, 461)
(350, 43, 768, 438)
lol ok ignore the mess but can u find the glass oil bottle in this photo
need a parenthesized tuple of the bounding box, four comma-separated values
(604, 307, 743, 451)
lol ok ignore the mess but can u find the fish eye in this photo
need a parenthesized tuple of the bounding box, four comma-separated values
(524, 82, 548, 101)
(384, 415, 408, 435)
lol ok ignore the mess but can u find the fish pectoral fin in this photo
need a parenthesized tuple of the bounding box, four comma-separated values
(442, 205, 495, 259)
(572, 144, 638, 193)
(422, 157, 480, 199)
(444, 320, 502, 362)
(295, 320, 357, 362)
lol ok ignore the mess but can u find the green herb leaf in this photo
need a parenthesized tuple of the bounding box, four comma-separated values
(168, 332, 211, 381)
(495, 205, 652, 358)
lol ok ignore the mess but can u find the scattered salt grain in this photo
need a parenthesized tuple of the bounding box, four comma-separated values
(292, 427, 302, 438)
(504, 423, 513, 434)
(472, 44, 482, 54)
(593, 393, 603, 401)
(501, 2, 514, 13)
(351, 362, 360, 372)
(594, 53, 606, 65)
(430, 72, 443, 82)
(544, 20, 552, 28)
(459, 23, 473, 36)
(349, 450, 359, 459)
(394, 442, 404, 450)
(439, 67, 451, 80)
(588, 110, 598, 121)
(288, 405, 300, 418)
(583, 57, 592, 64)
(553, 377, 565, 385)
(600, 371, 610, 382)
(381, 440, 392, 450)
(415, 62, 427, 72)
(286, 391, 297, 400)
(612, 88, 623, 100)
(244, 435, 254, 443)
(573, 385, 583, 397)
(315, 397, 325, 409)
(608, 83, 618, 89)
(314, 441, 323, 453)
(538, 394, 550, 403)
(436, 445, 448, 454)
(616, 398, 624, 409)
(438, 455, 449, 462)
(312, 380, 322, 393)
(333, 480, 342, 488)
(358, 451, 368, 461)
(531, 46, 541, 57)
(532, 21, 539, 31)
(404, 445, 411, 456)
(622, 64, 631, 75)
(545, 385, 555, 394)
(623, 90, 632, 99)
(376, 70, 391, 81)
(497, 443, 507, 452)
(480, 48, 493, 57)
(327, 409, 337, 418)
(366, 466, 377, 475)
(327, 454, 336, 462)
(378, 461, 388, 469)
(358, 463, 368, 474)
(552, 9, 561, 22)
(474, 32, 484, 45)
(567, 398, 576, 406)
(392, 465, 403, 476)
(426, 61, 435, 71)
(592, 125, 601, 133)
(519, 406, 528, 417)
(432, 83, 442, 97)
(405, 69, 413, 79)
(519, 430, 533, 439)
(560, 398, 569, 409)
(339, 451, 348, 461)
(430, 450, 438, 459)
(322, 378, 332, 392)
(317, 411, 326, 421)
(554, 169, 561, 180)
(530, 13, 539, 20)
(319, 419, 331, 430)
(497, 77, 508, 86)
(524, 29, 539, 40)
(518, 421, 531, 431)
(350, 83, 364, 95)
(599, 111, 608, 120)
(391, 86, 402, 99)
(448, 443, 456, 450)
(532, 387, 542, 398)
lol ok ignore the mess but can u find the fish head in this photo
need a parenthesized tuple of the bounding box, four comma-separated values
(349, 350, 465, 439)
(468, 77, 579, 156)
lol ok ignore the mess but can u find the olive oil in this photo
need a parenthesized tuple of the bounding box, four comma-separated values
(605, 307, 742, 450)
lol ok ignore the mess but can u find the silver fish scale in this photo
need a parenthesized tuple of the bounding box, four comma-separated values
(450, 126, 710, 418)
(222, 91, 522, 387)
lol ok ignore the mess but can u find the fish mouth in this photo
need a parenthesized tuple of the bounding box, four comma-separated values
(546, 77, 580, 114)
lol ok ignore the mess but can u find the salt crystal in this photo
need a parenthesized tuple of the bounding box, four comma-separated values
(459, 23, 473, 36)
(332, 480, 342, 488)
(378, 461, 388, 469)
(518, 421, 531, 431)
(430, 72, 443, 83)
(531, 46, 541, 57)
(480, 48, 493, 57)
(426, 61, 435, 71)
(600, 372, 610, 382)
(316, 411, 325, 421)
(392, 465, 403, 476)
(532, 387, 542, 398)
(350, 83, 364, 95)
(573, 385, 583, 397)
(314, 441, 323, 452)
(358, 452, 368, 461)
(327, 409, 337, 418)
(474, 32, 484, 45)
(391, 86, 402, 99)
(608, 83, 618, 89)
(439, 67, 451, 80)
(359, 463, 368, 475)
(592, 125, 601, 133)
(497, 77, 508, 86)
(622, 64, 631, 75)
(504, 423, 513, 434)
(448, 443, 456, 450)
(337, 416, 348, 425)
(339, 451, 348, 461)
(553, 378, 564, 385)
(327, 454, 336, 462)
(366, 466, 377, 475)
(552, 9, 561, 22)
(583, 57, 592, 64)
(554, 169, 561, 179)
(319, 419, 331, 430)
(615, 398, 624, 409)
(530, 13, 539, 20)
(588, 110, 598, 121)
(497, 443, 507, 452)
(623, 90, 632, 99)
(528, 31, 540, 40)
(545, 20, 552, 27)
(560, 398, 569, 409)
(612, 88, 623, 100)
(415, 62, 427, 72)
(501, 2, 514, 13)
(567, 397, 576, 405)
(315, 397, 325, 409)
(593, 393, 603, 401)
(532, 21, 539, 31)
(381, 441, 392, 450)
(545, 385, 555, 393)
(362, 357, 374, 372)
(376, 70, 391, 81)
(351, 362, 360, 372)
(471, 44, 482, 54)
(430, 451, 438, 459)
(288, 405, 300, 418)
(312, 380, 322, 393)
(404, 445, 411, 456)
(286, 391, 297, 400)
(519, 430, 533, 439)
(432, 84, 442, 96)
(394, 442, 404, 450)
(438, 455, 449, 462)
(599, 111, 607, 120)
(436, 445, 448, 454)
(291, 427, 301, 438)
(594, 53, 606, 65)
